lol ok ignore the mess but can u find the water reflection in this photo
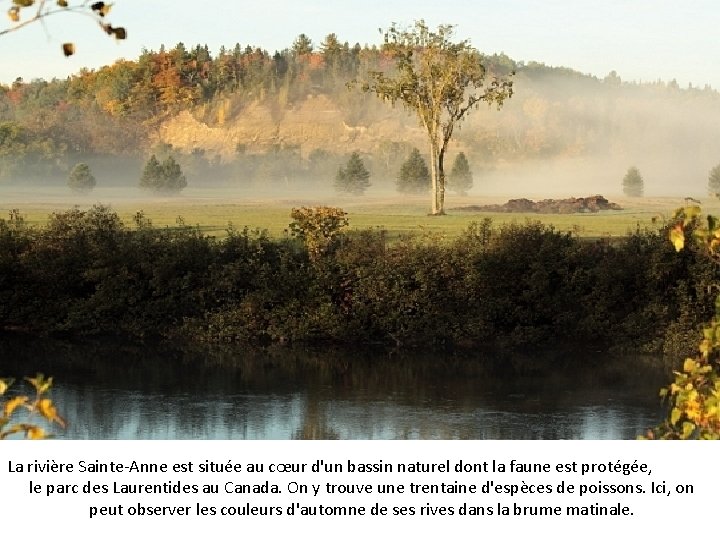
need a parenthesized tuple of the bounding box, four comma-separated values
(0, 335, 667, 440)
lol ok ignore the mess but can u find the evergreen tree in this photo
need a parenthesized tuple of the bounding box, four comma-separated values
(162, 156, 188, 192)
(335, 152, 370, 195)
(139, 154, 187, 194)
(622, 166, 644, 197)
(448, 152, 473, 196)
(292, 34, 314, 56)
(708, 164, 720, 195)
(396, 148, 430, 193)
(139, 154, 163, 190)
(67, 162, 96, 193)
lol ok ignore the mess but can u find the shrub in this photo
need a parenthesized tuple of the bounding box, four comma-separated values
(289, 206, 348, 262)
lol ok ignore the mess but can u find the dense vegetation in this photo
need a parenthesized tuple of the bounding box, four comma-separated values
(0, 206, 714, 356)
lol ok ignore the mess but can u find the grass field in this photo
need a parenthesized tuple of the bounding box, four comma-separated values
(1, 189, 716, 240)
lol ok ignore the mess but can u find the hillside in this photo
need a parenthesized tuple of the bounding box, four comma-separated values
(2, 38, 720, 195)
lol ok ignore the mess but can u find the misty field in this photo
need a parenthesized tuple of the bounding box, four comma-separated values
(0, 192, 713, 240)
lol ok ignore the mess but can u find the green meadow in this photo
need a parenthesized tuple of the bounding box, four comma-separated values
(1, 194, 710, 240)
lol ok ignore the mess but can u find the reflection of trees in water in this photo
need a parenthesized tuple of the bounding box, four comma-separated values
(0, 335, 665, 440)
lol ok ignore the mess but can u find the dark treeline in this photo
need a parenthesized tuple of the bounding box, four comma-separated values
(0, 206, 714, 356)
(2, 36, 720, 189)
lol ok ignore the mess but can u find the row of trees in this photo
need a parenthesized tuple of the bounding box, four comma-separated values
(621, 164, 720, 198)
(334, 150, 474, 196)
(67, 156, 187, 194)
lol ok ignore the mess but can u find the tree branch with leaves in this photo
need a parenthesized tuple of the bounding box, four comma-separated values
(645, 206, 720, 439)
(1, 374, 66, 440)
(2, 1, 126, 56)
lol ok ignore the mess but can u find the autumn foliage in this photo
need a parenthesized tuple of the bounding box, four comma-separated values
(0, 374, 66, 440)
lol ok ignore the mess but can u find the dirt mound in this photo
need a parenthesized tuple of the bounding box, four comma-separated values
(456, 195, 622, 214)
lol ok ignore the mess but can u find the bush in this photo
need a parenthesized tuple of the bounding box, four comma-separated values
(1, 207, 718, 353)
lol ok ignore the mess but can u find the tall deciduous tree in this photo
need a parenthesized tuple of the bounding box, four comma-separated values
(354, 21, 513, 214)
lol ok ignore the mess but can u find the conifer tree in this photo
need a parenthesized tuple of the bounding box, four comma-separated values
(448, 152, 473, 196)
(335, 152, 370, 195)
(622, 166, 644, 197)
(396, 148, 430, 193)
(708, 164, 720, 196)
(67, 162, 96, 193)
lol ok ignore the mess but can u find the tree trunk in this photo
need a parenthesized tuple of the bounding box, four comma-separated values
(429, 142, 440, 215)
(437, 145, 447, 215)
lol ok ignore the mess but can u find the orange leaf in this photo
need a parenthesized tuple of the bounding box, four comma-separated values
(4, 396, 28, 418)
(37, 399, 66, 428)
(26, 426, 47, 440)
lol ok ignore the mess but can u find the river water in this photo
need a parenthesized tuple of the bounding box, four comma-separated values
(0, 335, 668, 440)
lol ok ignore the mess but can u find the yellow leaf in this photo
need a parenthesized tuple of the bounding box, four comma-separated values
(37, 399, 66, 428)
(0, 378, 13, 396)
(4, 396, 28, 418)
(7, 7, 20, 22)
(56, 0, 68, 6)
(669, 226, 685, 252)
(26, 426, 46, 440)
(683, 358, 698, 373)
(682, 421, 695, 439)
(670, 407, 681, 425)
(26, 374, 52, 395)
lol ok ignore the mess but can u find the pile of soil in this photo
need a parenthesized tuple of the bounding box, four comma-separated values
(456, 195, 622, 214)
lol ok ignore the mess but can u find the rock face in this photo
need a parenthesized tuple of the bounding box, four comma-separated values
(155, 95, 428, 160)
(457, 195, 622, 214)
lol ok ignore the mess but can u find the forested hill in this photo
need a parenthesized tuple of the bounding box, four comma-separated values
(2, 35, 720, 190)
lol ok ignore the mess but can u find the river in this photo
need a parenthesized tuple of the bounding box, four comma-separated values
(0, 335, 668, 439)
